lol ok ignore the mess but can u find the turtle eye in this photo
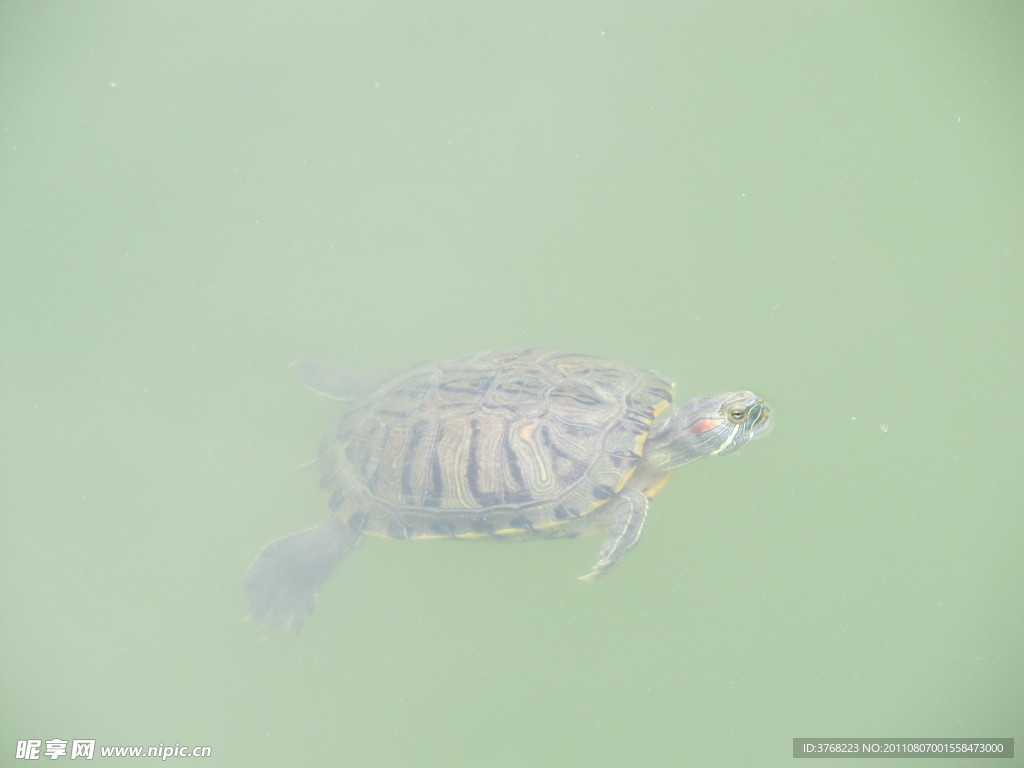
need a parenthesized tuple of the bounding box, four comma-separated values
(728, 408, 747, 423)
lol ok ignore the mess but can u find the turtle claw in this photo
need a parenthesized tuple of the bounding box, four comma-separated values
(244, 550, 321, 632)
(577, 488, 648, 582)
(243, 518, 360, 632)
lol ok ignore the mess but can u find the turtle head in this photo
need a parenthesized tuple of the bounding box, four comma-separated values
(648, 391, 772, 470)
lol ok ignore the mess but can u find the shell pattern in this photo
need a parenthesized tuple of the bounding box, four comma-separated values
(317, 349, 674, 541)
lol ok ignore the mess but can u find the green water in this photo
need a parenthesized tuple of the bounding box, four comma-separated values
(2, 2, 1021, 766)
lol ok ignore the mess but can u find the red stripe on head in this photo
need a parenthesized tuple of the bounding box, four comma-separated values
(685, 418, 724, 435)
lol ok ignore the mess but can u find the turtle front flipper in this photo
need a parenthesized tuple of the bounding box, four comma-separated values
(244, 517, 361, 631)
(578, 488, 649, 581)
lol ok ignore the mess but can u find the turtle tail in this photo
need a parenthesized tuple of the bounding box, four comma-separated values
(244, 517, 361, 632)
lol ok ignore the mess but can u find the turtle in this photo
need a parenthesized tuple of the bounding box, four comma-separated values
(244, 348, 772, 630)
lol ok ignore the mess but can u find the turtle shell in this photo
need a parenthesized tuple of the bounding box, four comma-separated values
(317, 349, 674, 541)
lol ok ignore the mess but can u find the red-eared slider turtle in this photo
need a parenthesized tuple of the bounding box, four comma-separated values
(245, 349, 772, 630)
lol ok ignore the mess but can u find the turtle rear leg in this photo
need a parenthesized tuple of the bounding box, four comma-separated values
(578, 488, 649, 581)
(244, 517, 361, 631)
(292, 359, 387, 400)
